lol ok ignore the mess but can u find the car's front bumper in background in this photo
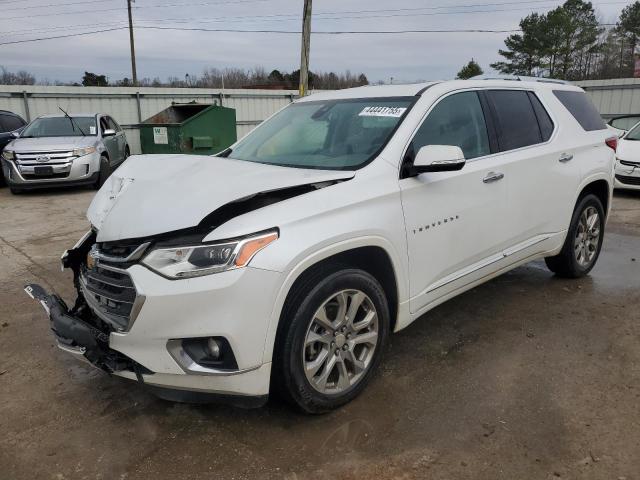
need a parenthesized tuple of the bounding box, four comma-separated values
(1, 152, 100, 188)
(614, 160, 640, 190)
(25, 253, 283, 406)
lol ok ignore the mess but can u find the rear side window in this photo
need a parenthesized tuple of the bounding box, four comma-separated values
(487, 90, 542, 151)
(0, 113, 24, 132)
(528, 92, 554, 141)
(410, 91, 490, 160)
(553, 90, 605, 131)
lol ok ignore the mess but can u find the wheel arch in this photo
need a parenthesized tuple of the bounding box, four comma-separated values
(261, 237, 406, 365)
(576, 177, 610, 219)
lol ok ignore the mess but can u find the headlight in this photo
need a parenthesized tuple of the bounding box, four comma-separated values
(73, 146, 97, 157)
(141, 230, 278, 279)
(2, 150, 14, 161)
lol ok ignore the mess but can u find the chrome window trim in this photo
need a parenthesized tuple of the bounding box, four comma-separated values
(399, 86, 559, 172)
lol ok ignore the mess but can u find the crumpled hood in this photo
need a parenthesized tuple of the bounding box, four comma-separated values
(10, 136, 96, 152)
(88, 154, 355, 242)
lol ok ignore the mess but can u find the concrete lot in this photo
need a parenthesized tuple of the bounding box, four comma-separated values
(0, 186, 639, 480)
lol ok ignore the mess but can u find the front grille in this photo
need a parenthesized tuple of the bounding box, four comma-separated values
(616, 174, 640, 186)
(15, 150, 75, 165)
(23, 172, 71, 180)
(79, 242, 148, 331)
(620, 159, 640, 167)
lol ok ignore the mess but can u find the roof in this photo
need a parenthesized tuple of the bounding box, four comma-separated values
(299, 78, 580, 102)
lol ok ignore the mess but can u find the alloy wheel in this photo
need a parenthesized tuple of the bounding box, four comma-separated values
(303, 289, 379, 394)
(574, 205, 601, 268)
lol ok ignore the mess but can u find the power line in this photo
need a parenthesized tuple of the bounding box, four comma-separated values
(3, 0, 114, 11)
(0, 27, 127, 46)
(1, 0, 271, 20)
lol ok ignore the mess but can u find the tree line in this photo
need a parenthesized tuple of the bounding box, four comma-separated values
(491, 0, 640, 80)
(0, 65, 369, 90)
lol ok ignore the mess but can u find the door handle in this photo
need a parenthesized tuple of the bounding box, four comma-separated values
(483, 171, 504, 183)
(559, 153, 573, 163)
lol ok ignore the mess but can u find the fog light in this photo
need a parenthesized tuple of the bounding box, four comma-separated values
(178, 336, 238, 370)
(206, 337, 221, 359)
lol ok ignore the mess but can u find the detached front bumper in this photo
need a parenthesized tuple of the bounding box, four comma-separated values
(25, 238, 282, 407)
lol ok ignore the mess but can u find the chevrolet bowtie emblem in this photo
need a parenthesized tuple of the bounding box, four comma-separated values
(86, 251, 97, 270)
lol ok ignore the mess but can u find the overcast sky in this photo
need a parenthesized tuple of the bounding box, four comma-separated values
(0, 0, 635, 84)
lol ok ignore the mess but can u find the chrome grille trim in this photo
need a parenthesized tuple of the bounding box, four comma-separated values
(79, 275, 131, 331)
(91, 242, 150, 263)
(81, 242, 146, 331)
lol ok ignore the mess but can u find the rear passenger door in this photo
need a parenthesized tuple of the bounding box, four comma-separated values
(485, 89, 577, 256)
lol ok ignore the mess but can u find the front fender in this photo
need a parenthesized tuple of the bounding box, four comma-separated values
(259, 235, 408, 364)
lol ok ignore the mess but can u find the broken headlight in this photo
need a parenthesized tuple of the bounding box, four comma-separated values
(141, 230, 278, 279)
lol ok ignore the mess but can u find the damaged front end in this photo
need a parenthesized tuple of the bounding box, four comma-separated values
(24, 231, 150, 374)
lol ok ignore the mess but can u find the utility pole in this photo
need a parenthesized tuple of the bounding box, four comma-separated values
(127, 0, 138, 86)
(298, 0, 312, 97)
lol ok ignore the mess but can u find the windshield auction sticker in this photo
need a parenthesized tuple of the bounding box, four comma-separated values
(359, 106, 407, 117)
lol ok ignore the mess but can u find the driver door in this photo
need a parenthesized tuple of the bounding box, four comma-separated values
(399, 90, 511, 314)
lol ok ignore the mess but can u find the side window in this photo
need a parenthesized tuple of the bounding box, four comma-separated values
(99, 117, 109, 134)
(553, 90, 605, 131)
(528, 92, 554, 141)
(411, 91, 490, 160)
(0, 114, 10, 133)
(487, 90, 542, 151)
(609, 116, 640, 130)
(107, 117, 121, 132)
(0, 114, 24, 132)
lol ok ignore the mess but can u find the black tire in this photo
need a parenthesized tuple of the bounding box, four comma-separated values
(124, 146, 130, 159)
(545, 194, 605, 278)
(93, 155, 110, 189)
(273, 267, 390, 414)
(9, 186, 22, 194)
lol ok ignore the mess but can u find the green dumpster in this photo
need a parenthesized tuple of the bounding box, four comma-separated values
(140, 103, 237, 155)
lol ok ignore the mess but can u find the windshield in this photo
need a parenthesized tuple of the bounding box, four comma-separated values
(228, 97, 415, 170)
(21, 116, 97, 138)
(625, 121, 640, 140)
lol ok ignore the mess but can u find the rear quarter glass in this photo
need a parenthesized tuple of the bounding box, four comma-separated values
(553, 90, 606, 132)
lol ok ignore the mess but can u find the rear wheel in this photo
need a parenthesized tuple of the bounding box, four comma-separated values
(545, 194, 605, 278)
(274, 267, 390, 414)
(93, 155, 110, 189)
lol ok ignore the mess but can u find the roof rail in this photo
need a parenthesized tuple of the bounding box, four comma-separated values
(469, 74, 570, 85)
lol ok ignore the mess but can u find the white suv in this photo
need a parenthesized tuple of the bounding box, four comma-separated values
(26, 79, 615, 413)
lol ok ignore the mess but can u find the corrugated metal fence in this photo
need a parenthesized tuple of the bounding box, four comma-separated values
(0, 85, 298, 154)
(575, 78, 640, 119)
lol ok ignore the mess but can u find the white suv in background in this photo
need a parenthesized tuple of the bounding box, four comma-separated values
(26, 78, 615, 413)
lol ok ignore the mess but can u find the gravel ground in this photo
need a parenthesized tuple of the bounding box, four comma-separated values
(0, 186, 638, 480)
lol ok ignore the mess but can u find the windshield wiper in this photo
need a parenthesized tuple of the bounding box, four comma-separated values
(58, 106, 86, 136)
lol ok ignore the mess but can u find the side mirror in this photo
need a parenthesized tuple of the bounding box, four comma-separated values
(10, 131, 19, 138)
(103, 129, 116, 137)
(409, 145, 466, 175)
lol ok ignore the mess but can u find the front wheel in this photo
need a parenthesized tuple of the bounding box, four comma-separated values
(545, 194, 605, 278)
(93, 155, 110, 190)
(274, 268, 390, 414)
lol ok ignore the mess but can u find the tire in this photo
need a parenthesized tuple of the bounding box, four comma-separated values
(274, 267, 390, 414)
(124, 146, 130, 159)
(9, 186, 22, 194)
(93, 155, 110, 189)
(545, 194, 605, 278)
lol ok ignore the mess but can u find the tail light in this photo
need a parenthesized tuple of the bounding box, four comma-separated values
(605, 136, 618, 152)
